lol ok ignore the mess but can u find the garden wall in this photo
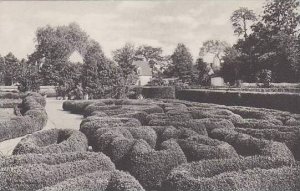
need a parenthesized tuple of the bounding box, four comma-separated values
(176, 89, 300, 113)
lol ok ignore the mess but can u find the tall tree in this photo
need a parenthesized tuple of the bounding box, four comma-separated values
(199, 40, 229, 72)
(135, 45, 163, 75)
(168, 43, 193, 83)
(112, 43, 138, 86)
(3, 53, 20, 86)
(230, 7, 257, 38)
(262, 0, 300, 35)
(192, 58, 210, 86)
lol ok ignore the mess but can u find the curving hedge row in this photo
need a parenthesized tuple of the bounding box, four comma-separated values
(177, 135, 238, 162)
(162, 156, 298, 191)
(13, 129, 88, 155)
(0, 152, 115, 191)
(210, 128, 295, 160)
(38, 170, 145, 191)
(62, 100, 98, 114)
(126, 139, 187, 190)
(0, 92, 47, 142)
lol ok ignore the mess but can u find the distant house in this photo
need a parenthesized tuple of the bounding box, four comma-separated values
(133, 60, 152, 86)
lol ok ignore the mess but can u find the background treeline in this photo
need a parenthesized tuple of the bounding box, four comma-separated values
(0, 0, 299, 99)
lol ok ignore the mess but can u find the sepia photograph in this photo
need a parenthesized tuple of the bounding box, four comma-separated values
(0, 0, 300, 190)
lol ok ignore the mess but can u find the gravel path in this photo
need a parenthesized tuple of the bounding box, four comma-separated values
(0, 98, 83, 156)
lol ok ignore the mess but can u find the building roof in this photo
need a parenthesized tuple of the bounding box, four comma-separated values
(133, 60, 152, 76)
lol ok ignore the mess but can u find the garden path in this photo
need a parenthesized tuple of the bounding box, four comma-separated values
(0, 98, 83, 156)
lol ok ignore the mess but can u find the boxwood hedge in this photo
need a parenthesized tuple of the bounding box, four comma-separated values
(0, 152, 115, 191)
(13, 129, 88, 155)
(0, 92, 47, 142)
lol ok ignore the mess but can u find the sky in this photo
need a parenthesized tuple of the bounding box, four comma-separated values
(0, 0, 265, 61)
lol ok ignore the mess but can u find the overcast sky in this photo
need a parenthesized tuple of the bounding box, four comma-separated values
(0, 0, 264, 61)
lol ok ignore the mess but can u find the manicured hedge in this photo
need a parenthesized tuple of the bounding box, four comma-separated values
(0, 91, 21, 99)
(38, 170, 145, 191)
(62, 100, 98, 114)
(0, 92, 47, 142)
(84, 104, 122, 117)
(125, 139, 187, 190)
(114, 111, 148, 125)
(148, 119, 208, 136)
(188, 107, 245, 124)
(0, 152, 115, 191)
(177, 135, 238, 161)
(13, 129, 88, 155)
(176, 89, 300, 113)
(235, 127, 300, 160)
(142, 86, 176, 99)
(0, 99, 22, 108)
(211, 128, 294, 160)
(162, 156, 298, 191)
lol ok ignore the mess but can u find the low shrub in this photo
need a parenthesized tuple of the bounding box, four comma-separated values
(235, 128, 300, 160)
(0, 99, 22, 108)
(114, 111, 148, 125)
(210, 128, 294, 160)
(84, 104, 121, 117)
(38, 170, 145, 191)
(125, 139, 187, 190)
(193, 118, 235, 135)
(142, 86, 175, 99)
(177, 135, 238, 161)
(188, 107, 244, 124)
(148, 119, 208, 136)
(62, 100, 98, 114)
(0, 92, 21, 99)
(0, 152, 115, 191)
(13, 129, 88, 155)
(162, 156, 298, 191)
(0, 92, 47, 142)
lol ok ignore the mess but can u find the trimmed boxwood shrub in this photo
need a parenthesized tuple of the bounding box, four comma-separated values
(62, 100, 98, 114)
(193, 118, 235, 135)
(125, 139, 187, 190)
(0, 152, 111, 168)
(13, 129, 88, 155)
(188, 107, 244, 124)
(0, 92, 47, 142)
(114, 111, 148, 125)
(0, 92, 21, 99)
(210, 128, 294, 160)
(235, 127, 300, 160)
(142, 86, 175, 99)
(0, 99, 22, 108)
(38, 170, 145, 191)
(162, 157, 298, 191)
(84, 104, 121, 117)
(148, 119, 208, 136)
(177, 135, 238, 161)
(0, 152, 115, 191)
(176, 89, 300, 114)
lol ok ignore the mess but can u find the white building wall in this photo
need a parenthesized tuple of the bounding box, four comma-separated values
(137, 76, 152, 86)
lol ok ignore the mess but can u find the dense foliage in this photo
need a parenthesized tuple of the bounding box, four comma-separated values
(221, 0, 300, 84)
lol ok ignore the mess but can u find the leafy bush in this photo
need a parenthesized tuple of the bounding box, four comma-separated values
(125, 139, 187, 190)
(0, 152, 115, 191)
(211, 128, 294, 160)
(177, 135, 238, 161)
(141, 86, 176, 99)
(39, 170, 145, 191)
(13, 129, 88, 155)
(162, 156, 297, 191)
(0, 92, 47, 142)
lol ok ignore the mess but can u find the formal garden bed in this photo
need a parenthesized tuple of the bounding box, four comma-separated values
(0, 96, 300, 190)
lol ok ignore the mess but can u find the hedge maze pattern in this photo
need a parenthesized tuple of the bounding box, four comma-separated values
(1, 96, 300, 190)
(60, 98, 300, 191)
